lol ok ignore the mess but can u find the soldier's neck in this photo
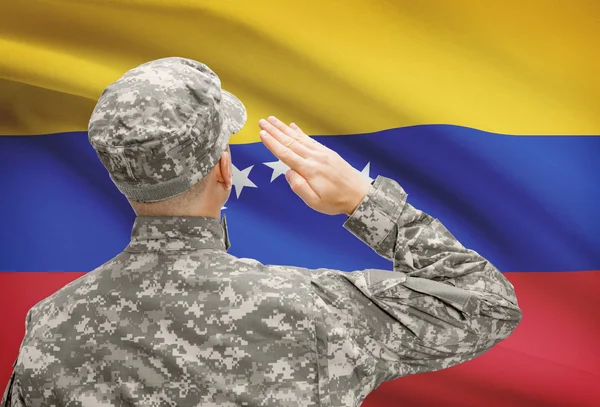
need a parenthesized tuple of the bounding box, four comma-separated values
(131, 202, 222, 219)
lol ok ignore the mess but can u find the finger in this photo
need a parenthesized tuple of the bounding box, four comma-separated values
(289, 123, 306, 135)
(290, 123, 322, 149)
(285, 170, 320, 206)
(259, 119, 312, 157)
(259, 130, 306, 171)
(267, 116, 319, 150)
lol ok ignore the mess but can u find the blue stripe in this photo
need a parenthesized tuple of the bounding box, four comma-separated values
(0, 126, 598, 272)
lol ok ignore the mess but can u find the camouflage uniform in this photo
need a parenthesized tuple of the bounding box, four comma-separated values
(2, 58, 522, 407)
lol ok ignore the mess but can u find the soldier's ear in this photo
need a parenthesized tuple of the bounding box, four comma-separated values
(218, 147, 232, 190)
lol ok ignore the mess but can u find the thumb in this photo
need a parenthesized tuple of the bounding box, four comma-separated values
(285, 170, 319, 206)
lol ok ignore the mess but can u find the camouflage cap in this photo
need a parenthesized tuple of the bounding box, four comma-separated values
(88, 57, 247, 202)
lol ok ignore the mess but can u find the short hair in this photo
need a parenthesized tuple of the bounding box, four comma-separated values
(129, 175, 209, 216)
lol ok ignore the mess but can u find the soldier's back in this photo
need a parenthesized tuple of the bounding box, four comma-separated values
(11, 242, 320, 407)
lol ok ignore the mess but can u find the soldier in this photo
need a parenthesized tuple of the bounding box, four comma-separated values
(2, 57, 522, 407)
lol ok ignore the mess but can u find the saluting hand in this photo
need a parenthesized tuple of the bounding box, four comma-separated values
(259, 116, 371, 216)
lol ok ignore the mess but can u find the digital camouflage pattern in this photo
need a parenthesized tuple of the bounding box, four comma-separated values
(88, 57, 247, 203)
(2, 176, 522, 407)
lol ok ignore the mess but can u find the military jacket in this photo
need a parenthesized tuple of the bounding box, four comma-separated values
(2, 176, 522, 407)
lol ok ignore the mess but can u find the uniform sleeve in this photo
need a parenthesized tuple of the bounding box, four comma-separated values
(306, 176, 522, 406)
(1, 312, 31, 407)
(0, 375, 25, 407)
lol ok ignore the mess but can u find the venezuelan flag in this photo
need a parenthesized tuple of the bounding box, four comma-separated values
(1, 1, 598, 406)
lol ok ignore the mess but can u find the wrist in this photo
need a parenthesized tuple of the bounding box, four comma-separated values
(345, 181, 371, 216)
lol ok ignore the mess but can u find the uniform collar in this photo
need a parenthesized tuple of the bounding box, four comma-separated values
(125, 215, 230, 253)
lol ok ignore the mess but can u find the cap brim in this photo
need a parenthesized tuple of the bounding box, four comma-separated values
(221, 90, 247, 135)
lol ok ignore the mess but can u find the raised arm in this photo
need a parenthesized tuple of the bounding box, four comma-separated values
(259, 117, 522, 406)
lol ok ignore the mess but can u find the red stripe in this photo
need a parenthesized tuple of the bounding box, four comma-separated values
(1, 271, 599, 406)
(363, 270, 600, 407)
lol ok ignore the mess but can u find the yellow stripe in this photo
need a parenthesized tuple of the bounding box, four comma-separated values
(1, 0, 598, 140)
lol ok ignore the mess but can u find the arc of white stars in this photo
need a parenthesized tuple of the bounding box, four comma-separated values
(231, 163, 258, 199)
(227, 160, 371, 202)
(263, 160, 290, 182)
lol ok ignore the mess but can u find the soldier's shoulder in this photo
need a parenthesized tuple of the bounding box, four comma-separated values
(216, 255, 317, 289)
(29, 253, 127, 320)
(231, 256, 311, 277)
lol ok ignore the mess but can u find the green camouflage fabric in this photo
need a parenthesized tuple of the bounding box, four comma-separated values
(88, 57, 247, 203)
(2, 176, 522, 407)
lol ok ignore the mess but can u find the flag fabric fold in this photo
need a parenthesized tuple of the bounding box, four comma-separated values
(1, 1, 599, 406)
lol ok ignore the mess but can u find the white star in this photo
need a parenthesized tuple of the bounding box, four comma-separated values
(360, 162, 374, 183)
(263, 160, 291, 182)
(231, 164, 258, 198)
